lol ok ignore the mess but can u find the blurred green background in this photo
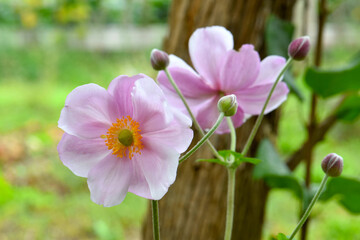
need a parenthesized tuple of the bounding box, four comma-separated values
(0, 0, 359, 239)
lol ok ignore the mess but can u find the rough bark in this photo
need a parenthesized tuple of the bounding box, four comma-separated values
(142, 0, 296, 239)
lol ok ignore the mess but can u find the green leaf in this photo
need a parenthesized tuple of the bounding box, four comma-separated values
(218, 150, 243, 160)
(320, 177, 360, 213)
(283, 71, 305, 102)
(276, 233, 289, 240)
(253, 139, 290, 178)
(335, 94, 360, 122)
(218, 150, 261, 167)
(196, 158, 229, 167)
(265, 15, 294, 57)
(264, 175, 303, 199)
(237, 156, 261, 165)
(304, 59, 360, 98)
(302, 183, 320, 211)
(265, 15, 304, 101)
(253, 139, 303, 198)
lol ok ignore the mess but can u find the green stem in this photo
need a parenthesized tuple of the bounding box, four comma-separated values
(224, 168, 236, 240)
(241, 58, 293, 156)
(151, 200, 160, 240)
(164, 68, 223, 161)
(226, 117, 236, 155)
(288, 174, 329, 240)
(179, 113, 225, 163)
(224, 117, 237, 240)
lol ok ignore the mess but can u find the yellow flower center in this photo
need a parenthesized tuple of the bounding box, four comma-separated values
(104, 116, 143, 159)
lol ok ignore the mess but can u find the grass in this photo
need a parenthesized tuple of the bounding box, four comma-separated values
(0, 41, 359, 239)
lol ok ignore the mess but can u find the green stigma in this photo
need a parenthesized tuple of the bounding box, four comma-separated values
(118, 129, 134, 147)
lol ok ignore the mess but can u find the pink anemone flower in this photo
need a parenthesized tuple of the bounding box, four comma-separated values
(57, 74, 193, 207)
(158, 26, 289, 134)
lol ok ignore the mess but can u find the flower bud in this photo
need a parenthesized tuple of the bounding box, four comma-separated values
(150, 49, 169, 71)
(288, 36, 310, 61)
(321, 153, 343, 177)
(217, 94, 238, 116)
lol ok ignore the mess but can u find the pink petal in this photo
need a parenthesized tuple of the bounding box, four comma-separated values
(235, 82, 289, 115)
(158, 86, 211, 119)
(127, 163, 152, 199)
(168, 54, 199, 75)
(132, 140, 179, 200)
(189, 26, 234, 87)
(107, 75, 145, 117)
(58, 133, 110, 177)
(216, 106, 245, 134)
(58, 84, 119, 139)
(196, 95, 245, 134)
(129, 110, 192, 198)
(219, 46, 260, 92)
(157, 66, 216, 97)
(170, 106, 192, 130)
(87, 154, 133, 207)
(157, 62, 217, 119)
(132, 77, 173, 133)
(252, 56, 286, 86)
(193, 96, 220, 132)
(142, 110, 193, 153)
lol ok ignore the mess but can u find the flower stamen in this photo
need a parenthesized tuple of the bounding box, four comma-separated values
(104, 116, 143, 159)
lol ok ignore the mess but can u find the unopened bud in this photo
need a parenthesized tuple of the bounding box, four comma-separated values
(217, 94, 238, 116)
(150, 49, 169, 71)
(321, 153, 343, 177)
(288, 36, 310, 61)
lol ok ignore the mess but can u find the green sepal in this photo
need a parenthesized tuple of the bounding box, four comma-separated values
(218, 150, 261, 168)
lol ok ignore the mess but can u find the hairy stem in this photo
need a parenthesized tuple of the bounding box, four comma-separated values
(289, 174, 329, 240)
(224, 168, 236, 240)
(241, 58, 293, 156)
(151, 200, 160, 240)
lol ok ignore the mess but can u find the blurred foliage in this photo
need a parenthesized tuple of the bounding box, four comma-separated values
(265, 15, 294, 58)
(0, 0, 170, 28)
(328, 0, 360, 24)
(265, 15, 304, 101)
(321, 177, 360, 213)
(262, 9, 360, 239)
(254, 139, 303, 199)
(305, 56, 360, 98)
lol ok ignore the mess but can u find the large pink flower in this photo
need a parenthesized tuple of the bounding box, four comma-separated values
(158, 26, 289, 134)
(57, 74, 193, 207)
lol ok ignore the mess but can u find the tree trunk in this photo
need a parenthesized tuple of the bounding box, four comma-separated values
(142, 0, 296, 239)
